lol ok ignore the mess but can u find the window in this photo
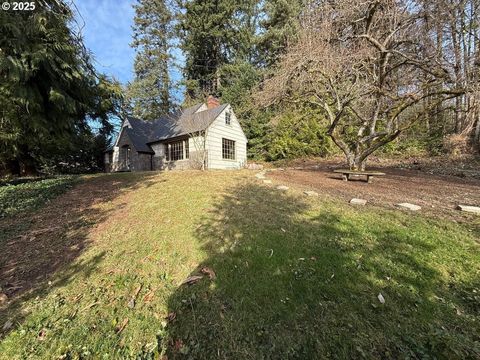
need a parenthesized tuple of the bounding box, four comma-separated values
(225, 112, 231, 125)
(222, 138, 235, 160)
(166, 140, 189, 161)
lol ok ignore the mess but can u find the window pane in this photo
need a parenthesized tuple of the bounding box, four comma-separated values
(169, 141, 184, 161)
(222, 138, 235, 160)
(225, 112, 231, 125)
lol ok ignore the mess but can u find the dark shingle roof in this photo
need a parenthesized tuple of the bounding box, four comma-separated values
(124, 127, 155, 153)
(120, 103, 228, 152)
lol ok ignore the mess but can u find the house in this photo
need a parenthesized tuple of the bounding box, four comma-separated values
(104, 97, 247, 172)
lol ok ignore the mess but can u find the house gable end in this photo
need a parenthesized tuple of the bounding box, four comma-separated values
(205, 105, 247, 142)
(203, 104, 248, 169)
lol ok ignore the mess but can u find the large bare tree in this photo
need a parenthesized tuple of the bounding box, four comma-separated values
(259, 0, 467, 170)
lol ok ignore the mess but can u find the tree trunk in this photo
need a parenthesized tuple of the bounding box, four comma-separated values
(451, 8, 464, 133)
(5, 160, 21, 176)
(474, 112, 480, 144)
(18, 149, 37, 176)
(346, 153, 366, 171)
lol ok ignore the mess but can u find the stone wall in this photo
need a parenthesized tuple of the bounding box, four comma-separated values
(131, 152, 152, 171)
(107, 130, 152, 172)
(150, 143, 166, 170)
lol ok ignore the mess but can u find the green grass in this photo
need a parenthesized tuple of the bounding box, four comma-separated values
(0, 171, 479, 359)
(0, 176, 77, 218)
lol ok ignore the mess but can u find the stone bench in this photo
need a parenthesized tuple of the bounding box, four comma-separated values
(333, 169, 386, 183)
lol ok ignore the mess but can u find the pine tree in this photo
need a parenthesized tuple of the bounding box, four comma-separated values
(127, 0, 174, 120)
(258, 0, 303, 67)
(178, 0, 249, 99)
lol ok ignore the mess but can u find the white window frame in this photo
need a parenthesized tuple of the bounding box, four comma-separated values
(166, 139, 189, 161)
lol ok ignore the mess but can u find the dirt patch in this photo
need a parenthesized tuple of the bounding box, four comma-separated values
(267, 162, 480, 221)
(0, 173, 155, 327)
(274, 155, 480, 179)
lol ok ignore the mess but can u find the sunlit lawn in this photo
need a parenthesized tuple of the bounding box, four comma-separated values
(0, 170, 479, 359)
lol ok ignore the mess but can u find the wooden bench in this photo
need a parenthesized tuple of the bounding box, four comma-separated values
(333, 169, 386, 183)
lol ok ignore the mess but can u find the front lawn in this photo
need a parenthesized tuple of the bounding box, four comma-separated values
(0, 171, 478, 359)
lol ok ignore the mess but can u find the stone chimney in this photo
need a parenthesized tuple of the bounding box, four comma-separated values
(207, 95, 220, 109)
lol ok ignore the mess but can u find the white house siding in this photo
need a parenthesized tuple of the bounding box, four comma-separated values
(105, 104, 247, 172)
(187, 135, 206, 169)
(205, 106, 247, 169)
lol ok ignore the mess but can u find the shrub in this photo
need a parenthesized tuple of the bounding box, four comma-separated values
(0, 176, 76, 218)
(266, 109, 335, 160)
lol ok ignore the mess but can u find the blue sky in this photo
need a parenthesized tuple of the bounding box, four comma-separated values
(75, 0, 136, 84)
(74, 0, 184, 102)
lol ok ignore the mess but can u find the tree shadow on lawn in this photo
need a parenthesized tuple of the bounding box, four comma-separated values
(166, 182, 480, 359)
(0, 172, 157, 337)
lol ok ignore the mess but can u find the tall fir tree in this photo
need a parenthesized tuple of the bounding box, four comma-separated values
(0, 0, 121, 175)
(177, 0, 258, 99)
(128, 0, 174, 120)
(258, 0, 303, 67)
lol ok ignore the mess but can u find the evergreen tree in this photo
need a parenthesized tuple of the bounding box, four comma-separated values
(0, 0, 121, 175)
(258, 0, 303, 67)
(177, 0, 258, 99)
(127, 0, 174, 120)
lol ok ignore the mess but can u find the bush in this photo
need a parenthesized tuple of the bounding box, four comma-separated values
(266, 109, 335, 160)
(443, 133, 471, 157)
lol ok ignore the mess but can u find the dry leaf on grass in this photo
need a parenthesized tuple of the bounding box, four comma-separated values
(0, 293, 8, 304)
(69, 309, 78, 319)
(143, 289, 155, 303)
(115, 318, 129, 334)
(180, 275, 203, 286)
(72, 294, 83, 303)
(174, 339, 184, 351)
(127, 284, 143, 309)
(81, 301, 100, 312)
(200, 267, 216, 280)
(127, 298, 135, 309)
(133, 284, 143, 297)
(165, 312, 176, 322)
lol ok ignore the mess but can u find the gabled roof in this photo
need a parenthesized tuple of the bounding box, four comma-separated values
(124, 127, 155, 153)
(119, 103, 228, 152)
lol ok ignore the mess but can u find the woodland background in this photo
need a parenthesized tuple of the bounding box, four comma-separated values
(1, 0, 479, 175)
